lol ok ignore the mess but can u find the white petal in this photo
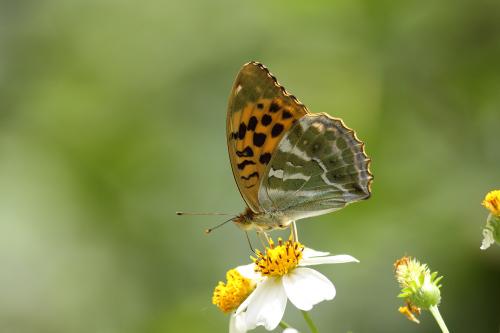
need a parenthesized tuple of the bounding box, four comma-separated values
(282, 267, 336, 311)
(302, 247, 330, 259)
(235, 275, 263, 316)
(300, 254, 359, 267)
(229, 313, 247, 333)
(236, 263, 261, 281)
(282, 328, 299, 333)
(237, 278, 287, 330)
(480, 227, 494, 250)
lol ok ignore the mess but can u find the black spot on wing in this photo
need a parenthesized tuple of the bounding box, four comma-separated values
(238, 123, 247, 140)
(259, 153, 271, 165)
(253, 133, 266, 147)
(236, 146, 254, 157)
(261, 114, 272, 126)
(237, 160, 256, 170)
(247, 116, 257, 131)
(241, 172, 259, 180)
(269, 102, 280, 113)
(257, 103, 264, 109)
(271, 123, 284, 137)
(282, 110, 293, 119)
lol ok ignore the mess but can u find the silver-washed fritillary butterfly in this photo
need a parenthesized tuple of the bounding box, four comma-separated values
(227, 62, 373, 232)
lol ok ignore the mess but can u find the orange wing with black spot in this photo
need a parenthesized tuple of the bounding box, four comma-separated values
(227, 62, 309, 213)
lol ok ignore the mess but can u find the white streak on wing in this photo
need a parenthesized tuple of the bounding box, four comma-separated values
(268, 188, 333, 199)
(312, 157, 336, 186)
(311, 122, 325, 132)
(278, 128, 312, 162)
(295, 189, 327, 197)
(278, 136, 293, 151)
(311, 157, 355, 196)
(268, 168, 284, 179)
(283, 172, 310, 181)
(290, 147, 311, 161)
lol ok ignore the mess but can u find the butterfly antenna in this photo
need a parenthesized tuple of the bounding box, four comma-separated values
(176, 211, 232, 216)
(204, 216, 235, 234)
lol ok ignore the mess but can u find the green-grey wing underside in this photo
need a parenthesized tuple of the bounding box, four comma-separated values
(258, 113, 373, 221)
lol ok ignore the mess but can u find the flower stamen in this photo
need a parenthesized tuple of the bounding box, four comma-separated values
(253, 238, 304, 277)
(212, 269, 255, 313)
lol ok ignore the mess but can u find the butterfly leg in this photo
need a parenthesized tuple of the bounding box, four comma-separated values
(256, 230, 271, 248)
(245, 231, 257, 254)
(290, 220, 298, 243)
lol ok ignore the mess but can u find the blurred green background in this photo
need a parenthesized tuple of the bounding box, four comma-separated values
(1, 0, 499, 332)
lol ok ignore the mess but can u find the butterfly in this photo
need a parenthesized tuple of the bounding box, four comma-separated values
(227, 62, 373, 233)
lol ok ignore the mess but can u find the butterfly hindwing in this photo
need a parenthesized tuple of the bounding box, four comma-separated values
(227, 62, 308, 212)
(258, 113, 373, 220)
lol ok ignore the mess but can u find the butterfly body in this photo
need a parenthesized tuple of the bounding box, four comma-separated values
(234, 207, 290, 231)
(227, 62, 373, 232)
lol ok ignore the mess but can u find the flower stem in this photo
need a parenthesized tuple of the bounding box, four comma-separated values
(301, 310, 318, 333)
(429, 305, 449, 333)
(279, 320, 301, 332)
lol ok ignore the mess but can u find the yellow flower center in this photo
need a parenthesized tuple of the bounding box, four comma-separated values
(212, 269, 255, 313)
(482, 190, 500, 216)
(253, 238, 304, 277)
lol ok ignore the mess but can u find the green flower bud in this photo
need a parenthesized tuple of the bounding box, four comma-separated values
(394, 257, 443, 321)
(394, 256, 450, 332)
(407, 274, 441, 308)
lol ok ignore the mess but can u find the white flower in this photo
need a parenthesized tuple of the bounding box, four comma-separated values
(282, 328, 299, 333)
(212, 265, 260, 333)
(229, 312, 247, 333)
(226, 265, 263, 333)
(234, 239, 359, 331)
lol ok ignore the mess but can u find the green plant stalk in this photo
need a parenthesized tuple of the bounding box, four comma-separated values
(279, 320, 302, 333)
(279, 320, 291, 329)
(301, 310, 318, 333)
(429, 305, 449, 333)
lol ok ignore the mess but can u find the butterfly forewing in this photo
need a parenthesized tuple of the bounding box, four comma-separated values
(227, 62, 308, 212)
(259, 113, 372, 220)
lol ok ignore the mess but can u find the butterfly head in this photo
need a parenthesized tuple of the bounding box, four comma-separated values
(232, 207, 257, 231)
